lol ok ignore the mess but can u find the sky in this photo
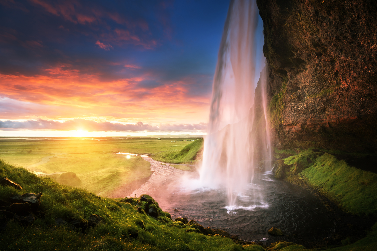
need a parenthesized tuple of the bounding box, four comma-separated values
(0, 0, 264, 137)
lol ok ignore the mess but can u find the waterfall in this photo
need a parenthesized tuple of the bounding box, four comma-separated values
(199, 0, 272, 207)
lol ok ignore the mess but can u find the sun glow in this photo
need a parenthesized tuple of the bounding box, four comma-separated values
(73, 129, 88, 137)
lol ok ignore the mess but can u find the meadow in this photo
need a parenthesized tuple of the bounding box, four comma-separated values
(0, 137, 203, 197)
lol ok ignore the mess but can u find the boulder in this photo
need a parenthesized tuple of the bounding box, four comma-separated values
(11, 193, 42, 205)
(0, 177, 22, 190)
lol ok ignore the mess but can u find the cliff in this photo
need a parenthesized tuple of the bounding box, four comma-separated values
(256, 0, 377, 154)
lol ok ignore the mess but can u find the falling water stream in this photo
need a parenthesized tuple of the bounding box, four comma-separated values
(199, 0, 271, 207)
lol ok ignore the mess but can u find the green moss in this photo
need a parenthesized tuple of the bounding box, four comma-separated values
(283, 149, 319, 175)
(269, 82, 287, 130)
(300, 153, 376, 215)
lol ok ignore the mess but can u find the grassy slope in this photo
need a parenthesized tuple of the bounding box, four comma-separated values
(300, 153, 376, 215)
(0, 160, 264, 251)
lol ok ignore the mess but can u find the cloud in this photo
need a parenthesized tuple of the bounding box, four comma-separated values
(0, 119, 207, 132)
(95, 40, 112, 50)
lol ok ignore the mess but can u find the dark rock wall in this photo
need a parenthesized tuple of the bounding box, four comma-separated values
(256, 0, 376, 153)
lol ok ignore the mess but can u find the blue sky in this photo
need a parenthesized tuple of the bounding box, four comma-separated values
(0, 0, 264, 135)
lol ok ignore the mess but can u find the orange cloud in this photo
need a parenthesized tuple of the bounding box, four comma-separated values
(0, 69, 211, 124)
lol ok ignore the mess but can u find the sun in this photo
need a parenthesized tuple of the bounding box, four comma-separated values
(73, 129, 88, 137)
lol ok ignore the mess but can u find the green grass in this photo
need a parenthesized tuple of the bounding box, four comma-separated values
(0, 160, 252, 251)
(0, 137, 203, 196)
(156, 138, 203, 164)
(299, 153, 376, 215)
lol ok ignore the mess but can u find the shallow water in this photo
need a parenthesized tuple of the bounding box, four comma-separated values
(156, 170, 369, 247)
(127, 156, 373, 248)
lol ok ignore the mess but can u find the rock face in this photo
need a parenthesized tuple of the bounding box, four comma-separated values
(257, 0, 376, 153)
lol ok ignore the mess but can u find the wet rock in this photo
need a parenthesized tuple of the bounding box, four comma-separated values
(268, 227, 284, 236)
(11, 193, 42, 205)
(0, 177, 22, 190)
(11, 193, 42, 215)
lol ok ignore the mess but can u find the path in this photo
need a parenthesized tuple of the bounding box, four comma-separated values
(128, 155, 187, 199)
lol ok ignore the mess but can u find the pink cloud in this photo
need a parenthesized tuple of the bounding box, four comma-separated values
(95, 40, 112, 50)
(124, 64, 141, 69)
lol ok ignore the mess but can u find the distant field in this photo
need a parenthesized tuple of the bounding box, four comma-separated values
(0, 137, 203, 196)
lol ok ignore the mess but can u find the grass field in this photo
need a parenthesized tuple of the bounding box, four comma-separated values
(0, 137, 203, 196)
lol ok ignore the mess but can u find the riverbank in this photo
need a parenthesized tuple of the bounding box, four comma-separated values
(108, 155, 189, 200)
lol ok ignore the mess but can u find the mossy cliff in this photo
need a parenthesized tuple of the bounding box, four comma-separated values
(256, 0, 376, 153)
(256, 1, 376, 249)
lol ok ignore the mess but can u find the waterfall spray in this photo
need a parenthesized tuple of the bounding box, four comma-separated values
(199, 0, 272, 207)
